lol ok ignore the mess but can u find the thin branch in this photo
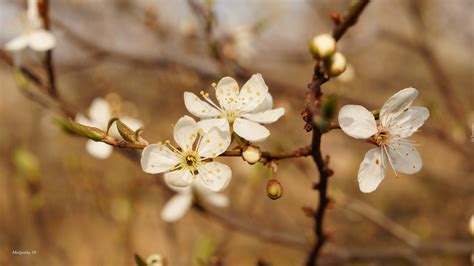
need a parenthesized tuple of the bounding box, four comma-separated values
(305, 1, 371, 265)
(38, 0, 59, 98)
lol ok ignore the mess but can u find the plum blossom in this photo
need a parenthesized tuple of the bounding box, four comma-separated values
(338, 88, 429, 193)
(75, 97, 143, 159)
(141, 116, 231, 192)
(184, 74, 285, 142)
(4, 0, 56, 59)
(161, 181, 229, 222)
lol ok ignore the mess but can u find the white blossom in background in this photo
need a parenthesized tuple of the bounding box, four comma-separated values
(141, 116, 231, 191)
(146, 254, 164, 266)
(226, 25, 254, 63)
(161, 181, 229, 222)
(4, 0, 56, 61)
(338, 88, 429, 193)
(184, 74, 285, 142)
(75, 97, 143, 159)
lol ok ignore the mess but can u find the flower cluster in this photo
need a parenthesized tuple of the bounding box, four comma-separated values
(139, 74, 284, 220)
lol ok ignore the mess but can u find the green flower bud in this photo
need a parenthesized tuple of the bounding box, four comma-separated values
(328, 52, 347, 77)
(309, 34, 336, 58)
(242, 145, 262, 164)
(267, 179, 283, 200)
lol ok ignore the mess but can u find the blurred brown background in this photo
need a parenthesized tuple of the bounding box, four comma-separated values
(0, 0, 473, 265)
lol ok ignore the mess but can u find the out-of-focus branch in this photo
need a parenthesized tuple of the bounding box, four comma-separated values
(38, 0, 58, 98)
(305, 1, 370, 265)
(0, 50, 76, 117)
(406, 1, 469, 135)
(339, 195, 421, 248)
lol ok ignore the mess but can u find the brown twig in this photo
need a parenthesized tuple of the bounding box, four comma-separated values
(305, 1, 370, 265)
(38, 0, 59, 98)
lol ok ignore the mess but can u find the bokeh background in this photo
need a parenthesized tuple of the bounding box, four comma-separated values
(0, 0, 473, 265)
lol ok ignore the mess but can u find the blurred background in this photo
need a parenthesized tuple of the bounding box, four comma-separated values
(0, 0, 473, 265)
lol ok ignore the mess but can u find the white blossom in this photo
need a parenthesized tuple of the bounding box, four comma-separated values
(141, 115, 232, 192)
(146, 254, 164, 266)
(161, 181, 229, 222)
(75, 97, 143, 159)
(338, 88, 429, 193)
(184, 74, 285, 142)
(4, 0, 56, 57)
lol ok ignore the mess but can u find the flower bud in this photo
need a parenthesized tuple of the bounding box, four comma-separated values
(328, 52, 347, 77)
(309, 34, 336, 58)
(242, 145, 262, 164)
(267, 179, 283, 200)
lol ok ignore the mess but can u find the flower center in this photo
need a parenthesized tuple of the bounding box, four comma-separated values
(180, 151, 200, 170)
(221, 109, 240, 123)
(372, 125, 390, 146)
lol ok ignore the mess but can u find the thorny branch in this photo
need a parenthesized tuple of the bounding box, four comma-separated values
(38, 0, 58, 98)
(305, 1, 370, 265)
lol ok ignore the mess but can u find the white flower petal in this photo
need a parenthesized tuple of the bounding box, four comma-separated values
(184, 92, 221, 118)
(198, 162, 231, 192)
(197, 127, 231, 159)
(233, 118, 270, 142)
(28, 30, 56, 52)
(166, 182, 192, 193)
(164, 169, 194, 187)
(173, 115, 198, 151)
(388, 107, 429, 138)
(204, 193, 229, 208)
(88, 98, 111, 129)
(240, 108, 285, 124)
(238, 74, 269, 113)
(338, 105, 378, 139)
(215, 77, 240, 110)
(358, 148, 386, 193)
(254, 92, 273, 112)
(160, 192, 193, 222)
(140, 144, 179, 174)
(380, 88, 418, 127)
(386, 140, 422, 174)
(4, 35, 29, 52)
(197, 118, 230, 133)
(86, 140, 113, 159)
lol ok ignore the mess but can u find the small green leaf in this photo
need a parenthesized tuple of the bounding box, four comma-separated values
(134, 254, 147, 266)
(116, 119, 139, 143)
(55, 117, 106, 141)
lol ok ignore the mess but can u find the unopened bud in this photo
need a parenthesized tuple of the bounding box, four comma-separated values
(328, 52, 347, 77)
(242, 145, 262, 164)
(309, 34, 336, 58)
(267, 179, 283, 200)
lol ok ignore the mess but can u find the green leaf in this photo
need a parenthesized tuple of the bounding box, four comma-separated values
(55, 117, 106, 141)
